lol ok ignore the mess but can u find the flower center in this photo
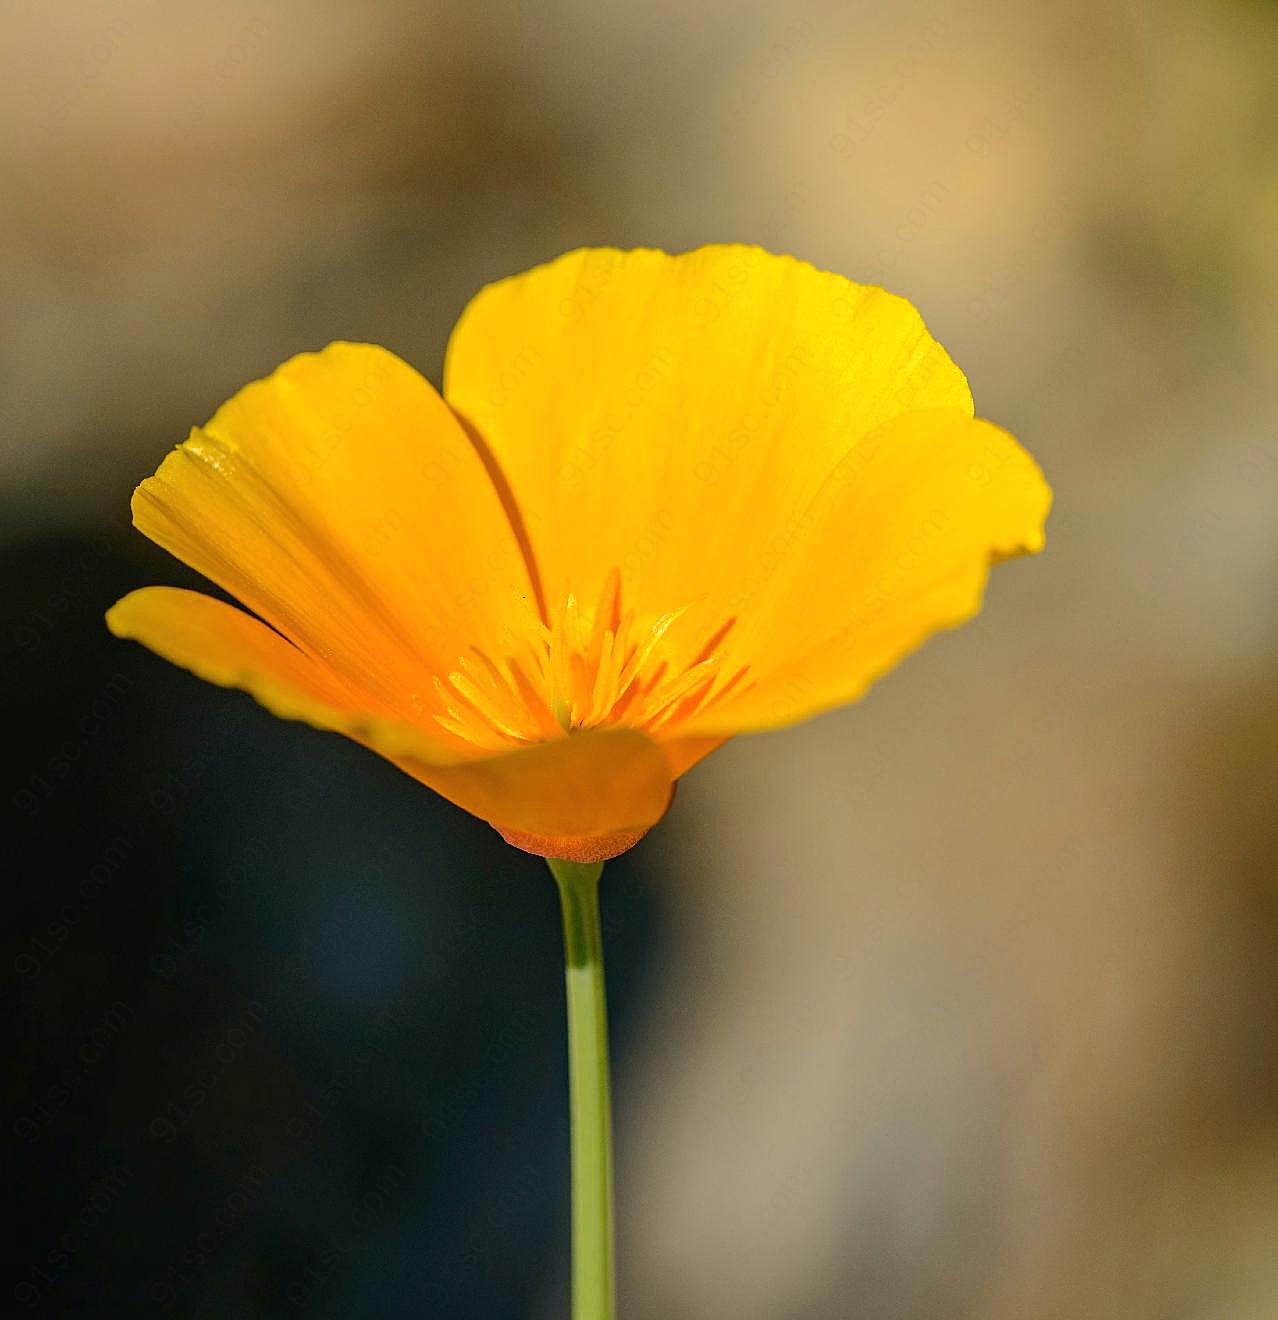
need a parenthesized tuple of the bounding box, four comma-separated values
(428, 568, 749, 751)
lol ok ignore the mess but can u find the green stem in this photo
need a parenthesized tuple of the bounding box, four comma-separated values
(548, 857, 616, 1320)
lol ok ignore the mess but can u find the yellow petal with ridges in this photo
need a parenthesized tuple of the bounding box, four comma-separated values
(131, 342, 536, 726)
(680, 409, 1051, 734)
(444, 244, 973, 680)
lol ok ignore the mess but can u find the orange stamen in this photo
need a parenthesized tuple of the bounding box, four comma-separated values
(427, 570, 744, 750)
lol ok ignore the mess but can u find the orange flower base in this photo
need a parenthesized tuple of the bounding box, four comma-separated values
(495, 824, 651, 863)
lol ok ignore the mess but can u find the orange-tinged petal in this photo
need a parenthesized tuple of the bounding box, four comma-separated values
(444, 245, 972, 679)
(659, 734, 730, 777)
(105, 586, 461, 763)
(383, 727, 674, 853)
(677, 409, 1051, 734)
(131, 342, 537, 725)
(108, 588, 675, 855)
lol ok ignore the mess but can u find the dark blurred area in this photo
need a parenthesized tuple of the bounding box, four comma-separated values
(3, 1, 1277, 1317)
(3, 530, 659, 1317)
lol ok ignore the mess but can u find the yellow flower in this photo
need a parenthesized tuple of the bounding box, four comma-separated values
(107, 245, 1050, 861)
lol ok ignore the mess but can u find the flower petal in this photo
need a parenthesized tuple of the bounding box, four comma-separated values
(106, 586, 459, 761)
(131, 342, 538, 724)
(443, 245, 972, 676)
(108, 587, 675, 852)
(382, 726, 675, 846)
(677, 409, 1051, 734)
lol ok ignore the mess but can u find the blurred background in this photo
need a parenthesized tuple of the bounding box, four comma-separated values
(3, 0, 1277, 1315)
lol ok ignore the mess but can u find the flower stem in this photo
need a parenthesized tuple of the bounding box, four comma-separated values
(547, 857, 616, 1320)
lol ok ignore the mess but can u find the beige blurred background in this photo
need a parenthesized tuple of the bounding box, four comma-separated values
(4, 0, 1276, 1316)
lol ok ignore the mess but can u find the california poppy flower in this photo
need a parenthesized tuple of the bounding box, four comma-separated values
(107, 245, 1050, 862)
